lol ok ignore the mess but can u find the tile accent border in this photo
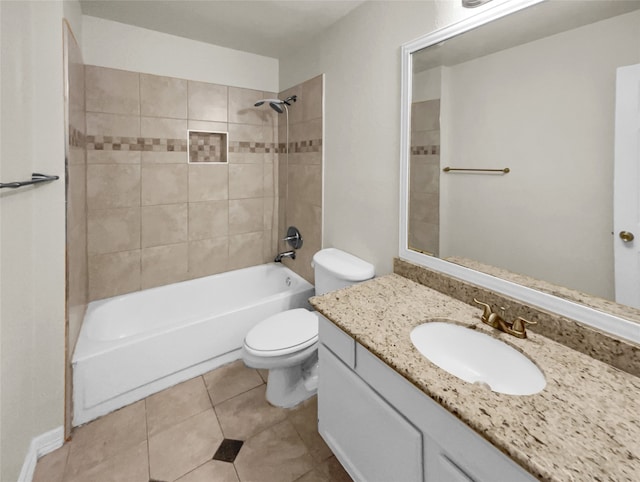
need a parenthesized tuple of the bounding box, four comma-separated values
(86, 135, 188, 152)
(85, 136, 323, 155)
(279, 139, 323, 154)
(394, 257, 640, 377)
(228, 141, 276, 154)
(411, 144, 440, 155)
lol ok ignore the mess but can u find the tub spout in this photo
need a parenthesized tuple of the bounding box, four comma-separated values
(275, 250, 296, 262)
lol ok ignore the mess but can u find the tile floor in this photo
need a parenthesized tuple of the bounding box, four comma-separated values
(33, 361, 352, 482)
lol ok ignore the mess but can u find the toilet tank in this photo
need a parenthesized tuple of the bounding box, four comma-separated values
(312, 248, 375, 296)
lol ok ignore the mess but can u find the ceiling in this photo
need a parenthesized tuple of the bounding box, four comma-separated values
(80, 0, 367, 58)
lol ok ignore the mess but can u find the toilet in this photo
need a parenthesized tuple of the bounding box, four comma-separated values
(242, 248, 375, 408)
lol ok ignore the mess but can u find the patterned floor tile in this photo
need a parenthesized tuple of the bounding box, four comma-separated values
(215, 385, 288, 440)
(33, 364, 347, 482)
(146, 376, 212, 436)
(32, 444, 68, 482)
(149, 408, 224, 481)
(64, 441, 148, 482)
(64, 401, 147, 478)
(234, 420, 314, 482)
(294, 456, 353, 482)
(203, 360, 264, 405)
(287, 397, 332, 463)
(175, 460, 239, 482)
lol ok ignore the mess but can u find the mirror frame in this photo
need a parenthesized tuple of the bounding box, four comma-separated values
(399, 0, 640, 344)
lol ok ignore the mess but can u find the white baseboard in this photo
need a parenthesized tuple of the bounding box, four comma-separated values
(18, 426, 64, 482)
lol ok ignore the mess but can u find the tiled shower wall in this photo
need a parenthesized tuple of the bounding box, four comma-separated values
(409, 99, 440, 256)
(65, 24, 88, 436)
(86, 66, 279, 300)
(278, 75, 323, 283)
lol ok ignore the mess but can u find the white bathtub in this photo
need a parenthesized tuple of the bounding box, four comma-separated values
(72, 263, 314, 426)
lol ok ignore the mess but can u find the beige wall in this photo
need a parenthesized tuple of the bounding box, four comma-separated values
(85, 66, 280, 300)
(1, 2, 67, 480)
(279, 0, 493, 274)
(82, 15, 279, 93)
(63, 0, 83, 40)
(65, 20, 87, 438)
(413, 67, 442, 103)
(439, 10, 640, 299)
(279, 75, 324, 283)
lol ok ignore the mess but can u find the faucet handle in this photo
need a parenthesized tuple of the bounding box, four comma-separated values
(473, 298, 492, 322)
(511, 317, 536, 336)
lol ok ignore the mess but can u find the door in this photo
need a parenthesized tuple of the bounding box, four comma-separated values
(614, 63, 640, 308)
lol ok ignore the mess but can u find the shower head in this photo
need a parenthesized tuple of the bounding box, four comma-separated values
(254, 95, 298, 114)
(269, 102, 284, 114)
(254, 98, 282, 107)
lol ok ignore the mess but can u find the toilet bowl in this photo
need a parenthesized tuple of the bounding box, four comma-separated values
(242, 248, 375, 408)
(242, 308, 319, 407)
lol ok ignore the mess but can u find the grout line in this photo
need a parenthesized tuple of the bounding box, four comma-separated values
(232, 459, 243, 481)
(210, 379, 267, 411)
(202, 374, 216, 411)
(175, 459, 213, 481)
(144, 398, 151, 480)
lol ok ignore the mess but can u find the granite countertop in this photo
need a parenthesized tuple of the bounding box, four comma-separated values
(310, 274, 640, 482)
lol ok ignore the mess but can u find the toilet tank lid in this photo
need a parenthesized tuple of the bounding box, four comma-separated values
(312, 248, 375, 281)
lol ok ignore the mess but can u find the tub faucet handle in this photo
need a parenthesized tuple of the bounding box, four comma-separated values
(283, 226, 303, 249)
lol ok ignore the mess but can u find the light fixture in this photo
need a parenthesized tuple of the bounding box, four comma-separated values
(462, 0, 493, 7)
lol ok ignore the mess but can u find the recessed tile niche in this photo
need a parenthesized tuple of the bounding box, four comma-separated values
(188, 130, 228, 164)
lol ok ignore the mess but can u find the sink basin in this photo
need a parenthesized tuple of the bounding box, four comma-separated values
(410, 321, 546, 395)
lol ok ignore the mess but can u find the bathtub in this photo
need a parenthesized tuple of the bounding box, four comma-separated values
(72, 263, 314, 426)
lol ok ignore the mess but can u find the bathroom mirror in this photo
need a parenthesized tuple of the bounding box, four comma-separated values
(400, 0, 640, 342)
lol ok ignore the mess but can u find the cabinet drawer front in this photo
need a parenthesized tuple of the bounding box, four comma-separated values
(318, 314, 356, 367)
(318, 345, 423, 482)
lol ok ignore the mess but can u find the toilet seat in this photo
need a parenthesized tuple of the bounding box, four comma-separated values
(244, 309, 318, 357)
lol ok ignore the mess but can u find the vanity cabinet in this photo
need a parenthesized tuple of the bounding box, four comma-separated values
(318, 315, 536, 482)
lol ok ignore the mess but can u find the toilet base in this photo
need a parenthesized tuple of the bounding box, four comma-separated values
(242, 345, 319, 408)
(265, 352, 318, 408)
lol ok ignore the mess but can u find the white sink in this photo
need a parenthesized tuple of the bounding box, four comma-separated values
(410, 321, 546, 395)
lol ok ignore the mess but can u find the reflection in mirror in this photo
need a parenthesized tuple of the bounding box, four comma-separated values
(407, 1, 640, 319)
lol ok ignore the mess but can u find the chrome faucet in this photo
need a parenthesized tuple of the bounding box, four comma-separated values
(473, 298, 536, 339)
(274, 250, 296, 262)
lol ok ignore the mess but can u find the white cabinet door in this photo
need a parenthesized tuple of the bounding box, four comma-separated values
(318, 345, 424, 482)
(354, 343, 536, 482)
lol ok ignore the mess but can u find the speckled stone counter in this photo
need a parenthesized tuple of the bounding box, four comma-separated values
(395, 258, 640, 378)
(310, 274, 640, 482)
